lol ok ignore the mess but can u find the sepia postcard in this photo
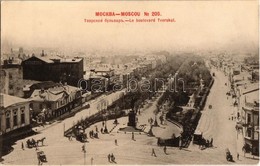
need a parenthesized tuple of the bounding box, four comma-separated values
(0, 0, 259, 165)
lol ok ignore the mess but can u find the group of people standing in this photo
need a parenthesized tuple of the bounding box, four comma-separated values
(108, 153, 116, 163)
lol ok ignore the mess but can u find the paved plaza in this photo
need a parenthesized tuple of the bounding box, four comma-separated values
(1, 69, 259, 165)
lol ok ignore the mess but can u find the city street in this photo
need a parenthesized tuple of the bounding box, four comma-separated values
(2, 72, 259, 165)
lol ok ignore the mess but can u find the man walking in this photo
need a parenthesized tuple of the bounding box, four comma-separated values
(108, 154, 111, 162)
(91, 157, 94, 165)
(82, 144, 86, 152)
(132, 132, 135, 141)
(21, 142, 24, 150)
(163, 146, 167, 154)
(151, 148, 157, 157)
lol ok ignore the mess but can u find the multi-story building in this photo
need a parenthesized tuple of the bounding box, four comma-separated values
(0, 93, 31, 137)
(29, 84, 82, 122)
(22, 51, 84, 87)
(0, 70, 9, 94)
(239, 85, 259, 156)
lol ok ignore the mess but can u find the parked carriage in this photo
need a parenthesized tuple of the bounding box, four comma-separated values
(37, 151, 47, 163)
(225, 148, 233, 162)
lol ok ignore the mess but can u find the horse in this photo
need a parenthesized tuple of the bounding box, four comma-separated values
(37, 137, 46, 146)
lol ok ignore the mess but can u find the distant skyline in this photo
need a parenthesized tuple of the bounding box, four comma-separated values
(1, 1, 259, 54)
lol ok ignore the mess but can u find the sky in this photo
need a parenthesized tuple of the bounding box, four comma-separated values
(1, 1, 259, 54)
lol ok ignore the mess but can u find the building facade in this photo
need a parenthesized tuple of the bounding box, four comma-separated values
(0, 70, 9, 94)
(22, 52, 84, 87)
(0, 93, 31, 136)
(240, 88, 259, 156)
(29, 84, 82, 122)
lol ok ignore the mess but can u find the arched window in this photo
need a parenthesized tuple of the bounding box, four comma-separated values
(13, 109, 18, 126)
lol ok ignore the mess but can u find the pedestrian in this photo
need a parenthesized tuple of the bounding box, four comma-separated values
(91, 157, 94, 165)
(179, 136, 182, 150)
(132, 132, 135, 140)
(101, 128, 103, 134)
(151, 148, 157, 157)
(111, 153, 116, 163)
(108, 154, 111, 162)
(102, 121, 105, 127)
(82, 144, 86, 152)
(237, 153, 239, 160)
(115, 139, 118, 146)
(210, 138, 213, 147)
(21, 142, 24, 150)
(38, 157, 41, 165)
(163, 146, 167, 154)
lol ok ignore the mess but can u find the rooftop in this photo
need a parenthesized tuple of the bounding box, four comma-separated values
(0, 93, 29, 108)
(29, 85, 79, 102)
(245, 90, 259, 104)
(29, 55, 82, 64)
(241, 83, 259, 95)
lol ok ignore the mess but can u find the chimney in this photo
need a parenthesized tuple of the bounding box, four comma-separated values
(0, 94, 4, 108)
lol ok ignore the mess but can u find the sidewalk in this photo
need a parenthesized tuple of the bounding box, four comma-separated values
(32, 103, 90, 133)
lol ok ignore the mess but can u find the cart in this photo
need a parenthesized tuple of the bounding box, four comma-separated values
(193, 130, 202, 145)
(225, 148, 233, 161)
(37, 151, 47, 163)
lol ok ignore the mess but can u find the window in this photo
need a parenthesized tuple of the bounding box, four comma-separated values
(247, 128, 252, 138)
(247, 113, 251, 124)
(6, 112, 10, 129)
(21, 107, 25, 124)
(13, 109, 18, 126)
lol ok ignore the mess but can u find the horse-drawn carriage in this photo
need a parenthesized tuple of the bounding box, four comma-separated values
(76, 132, 88, 142)
(37, 151, 47, 163)
(27, 139, 37, 148)
(225, 148, 233, 162)
(26, 137, 46, 148)
(74, 126, 88, 142)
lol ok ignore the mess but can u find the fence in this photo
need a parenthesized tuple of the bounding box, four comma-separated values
(64, 110, 126, 137)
